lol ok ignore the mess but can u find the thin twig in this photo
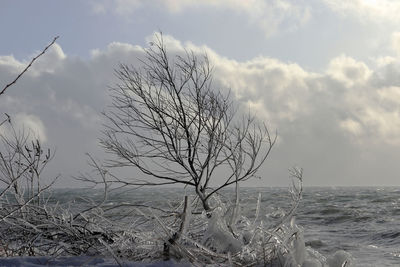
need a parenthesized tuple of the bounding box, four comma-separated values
(0, 113, 10, 128)
(0, 36, 59, 96)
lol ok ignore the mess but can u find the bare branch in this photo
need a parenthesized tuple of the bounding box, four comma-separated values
(0, 36, 59, 97)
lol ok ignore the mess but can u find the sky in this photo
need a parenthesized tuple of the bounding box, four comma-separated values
(1, 0, 400, 187)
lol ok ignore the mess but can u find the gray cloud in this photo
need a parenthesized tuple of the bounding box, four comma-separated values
(90, 0, 311, 38)
(1, 34, 400, 187)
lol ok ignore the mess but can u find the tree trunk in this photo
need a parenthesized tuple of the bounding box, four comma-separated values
(163, 196, 190, 260)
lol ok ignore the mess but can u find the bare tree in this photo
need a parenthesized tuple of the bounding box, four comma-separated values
(0, 128, 120, 258)
(0, 127, 55, 210)
(101, 33, 276, 211)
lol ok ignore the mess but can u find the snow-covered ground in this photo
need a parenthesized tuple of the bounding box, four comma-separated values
(0, 257, 191, 267)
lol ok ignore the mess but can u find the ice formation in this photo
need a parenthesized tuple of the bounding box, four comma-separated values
(0, 170, 355, 266)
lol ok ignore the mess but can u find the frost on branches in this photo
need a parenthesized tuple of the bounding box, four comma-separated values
(0, 34, 353, 266)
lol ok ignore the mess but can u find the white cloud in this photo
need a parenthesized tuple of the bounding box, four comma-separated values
(90, 0, 142, 15)
(194, 36, 400, 146)
(340, 118, 362, 136)
(0, 55, 26, 77)
(322, 0, 400, 23)
(103, 33, 400, 147)
(0, 113, 47, 144)
(391, 32, 400, 55)
(29, 43, 66, 74)
(0, 43, 65, 79)
(211, 55, 312, 127)
(374, 56, 396, 68)
(91, 0, 311, 37)
(14, 113, 47, 143)
(327, 55, 372, 87)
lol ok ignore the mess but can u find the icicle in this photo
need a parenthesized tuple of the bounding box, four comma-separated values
(202, 206, 243, 253)
(253, 192, 261, 226)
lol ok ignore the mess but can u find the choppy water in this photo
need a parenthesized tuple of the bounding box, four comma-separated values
(298, 187, 400, 267)
(47, 187, 400, 266)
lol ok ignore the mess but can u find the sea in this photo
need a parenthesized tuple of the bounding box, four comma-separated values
(297, 187, 400, 267)
(0, 186, 399, 266)
(212, 186, 400, 266)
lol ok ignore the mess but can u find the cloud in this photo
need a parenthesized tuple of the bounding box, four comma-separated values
(327, 55, 371, 87)
(2, 33, 400, 186)
(322, 0, 400, 24)
(0, 43, 112, 185)
(0, 113, 47, 144)
(391, 32, 400, 55)
(14, 113, 47, 143)
(342, 85, 400, 145)
(0, 42, 66, 82)
(28, 43, 66, 75)
(211, 55, 312, 127)
(91, 0, 142, 15)
(90, 0, 311, 37)
(0, 55, 26, 79)
(137, 34, 400, 186)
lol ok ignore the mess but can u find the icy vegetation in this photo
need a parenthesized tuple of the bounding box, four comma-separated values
(0, 155, 353, 266)
(0, 126, 353, 266)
